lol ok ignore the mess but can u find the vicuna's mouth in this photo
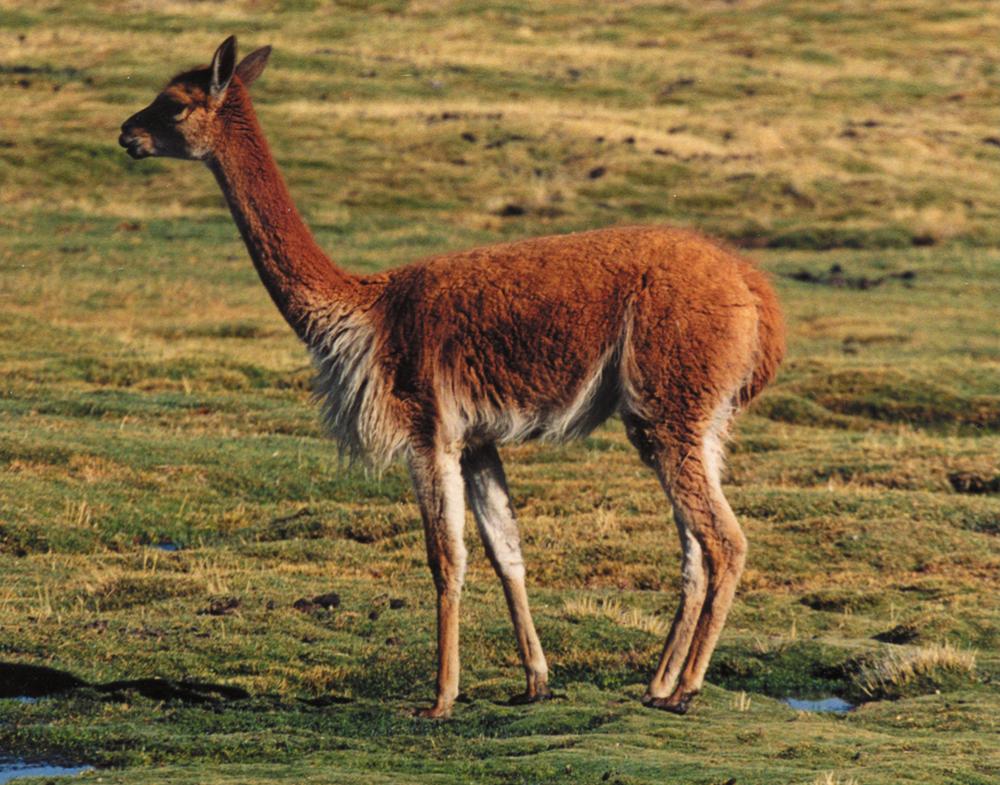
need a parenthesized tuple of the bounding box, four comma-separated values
(118, 132, 151, 159)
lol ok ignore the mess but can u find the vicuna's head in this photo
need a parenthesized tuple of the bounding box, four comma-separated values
(119, 36, 270, 161)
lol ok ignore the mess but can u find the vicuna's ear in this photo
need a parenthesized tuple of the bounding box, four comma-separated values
(236, 46, 271, 88)
(210, 35, 238, 98)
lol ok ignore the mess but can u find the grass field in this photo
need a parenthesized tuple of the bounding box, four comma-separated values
(1, 1, 999, 783)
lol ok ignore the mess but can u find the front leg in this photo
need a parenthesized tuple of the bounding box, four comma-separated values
(461, 444, 550, 704)
(408, 446, 467, 719)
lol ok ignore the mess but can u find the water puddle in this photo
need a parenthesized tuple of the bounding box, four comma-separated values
(154, 542, 181, 552)
(0, 759, 92, 783)
(783, 696, 855, 713)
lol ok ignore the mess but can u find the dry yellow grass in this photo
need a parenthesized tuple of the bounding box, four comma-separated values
(853, 642, 977, 699)
(562, 595, 670, 637)
(812, 774, 859, 785)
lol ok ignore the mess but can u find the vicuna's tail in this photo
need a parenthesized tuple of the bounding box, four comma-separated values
(738, 263, 786, 408)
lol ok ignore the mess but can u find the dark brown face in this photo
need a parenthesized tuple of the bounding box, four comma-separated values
(119, 36, 271, 163)
(119, 78, 218, 160)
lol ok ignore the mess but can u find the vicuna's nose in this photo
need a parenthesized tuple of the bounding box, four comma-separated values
(119, 119, 137, 148)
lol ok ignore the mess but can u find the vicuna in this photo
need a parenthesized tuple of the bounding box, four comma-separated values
(119, 37, 785, 718)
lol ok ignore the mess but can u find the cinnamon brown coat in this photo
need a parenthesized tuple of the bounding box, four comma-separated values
(120, 37, 785, 718)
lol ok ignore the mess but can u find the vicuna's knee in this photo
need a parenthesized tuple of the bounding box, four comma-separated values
(716, 527, 747, 578)
(484, 529, 525, 576)
(430, 572, 465, 600)
(727, 527, 748, 567)
(682, 560, 708, 597)
(698, 524, 746, 588)
(679, 535, 708, 597)
(428, 548, 467, 596)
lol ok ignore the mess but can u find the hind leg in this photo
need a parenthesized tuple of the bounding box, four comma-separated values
(461, 444, 550, 703)
(622, 413, 708, 706)
(641, 490, 708, 706)
(661, 415, 747, 711)
(624, 409, 746, 714)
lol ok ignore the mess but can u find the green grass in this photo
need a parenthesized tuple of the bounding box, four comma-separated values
(1, 1, 999, 783)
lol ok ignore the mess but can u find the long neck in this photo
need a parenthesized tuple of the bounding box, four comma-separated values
(207, 83, 357, 342)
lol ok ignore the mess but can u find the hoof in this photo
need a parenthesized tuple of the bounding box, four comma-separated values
(413, 704, 452, 720)
(507, 688, 553, 706)
(641, 691, 697, 714)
